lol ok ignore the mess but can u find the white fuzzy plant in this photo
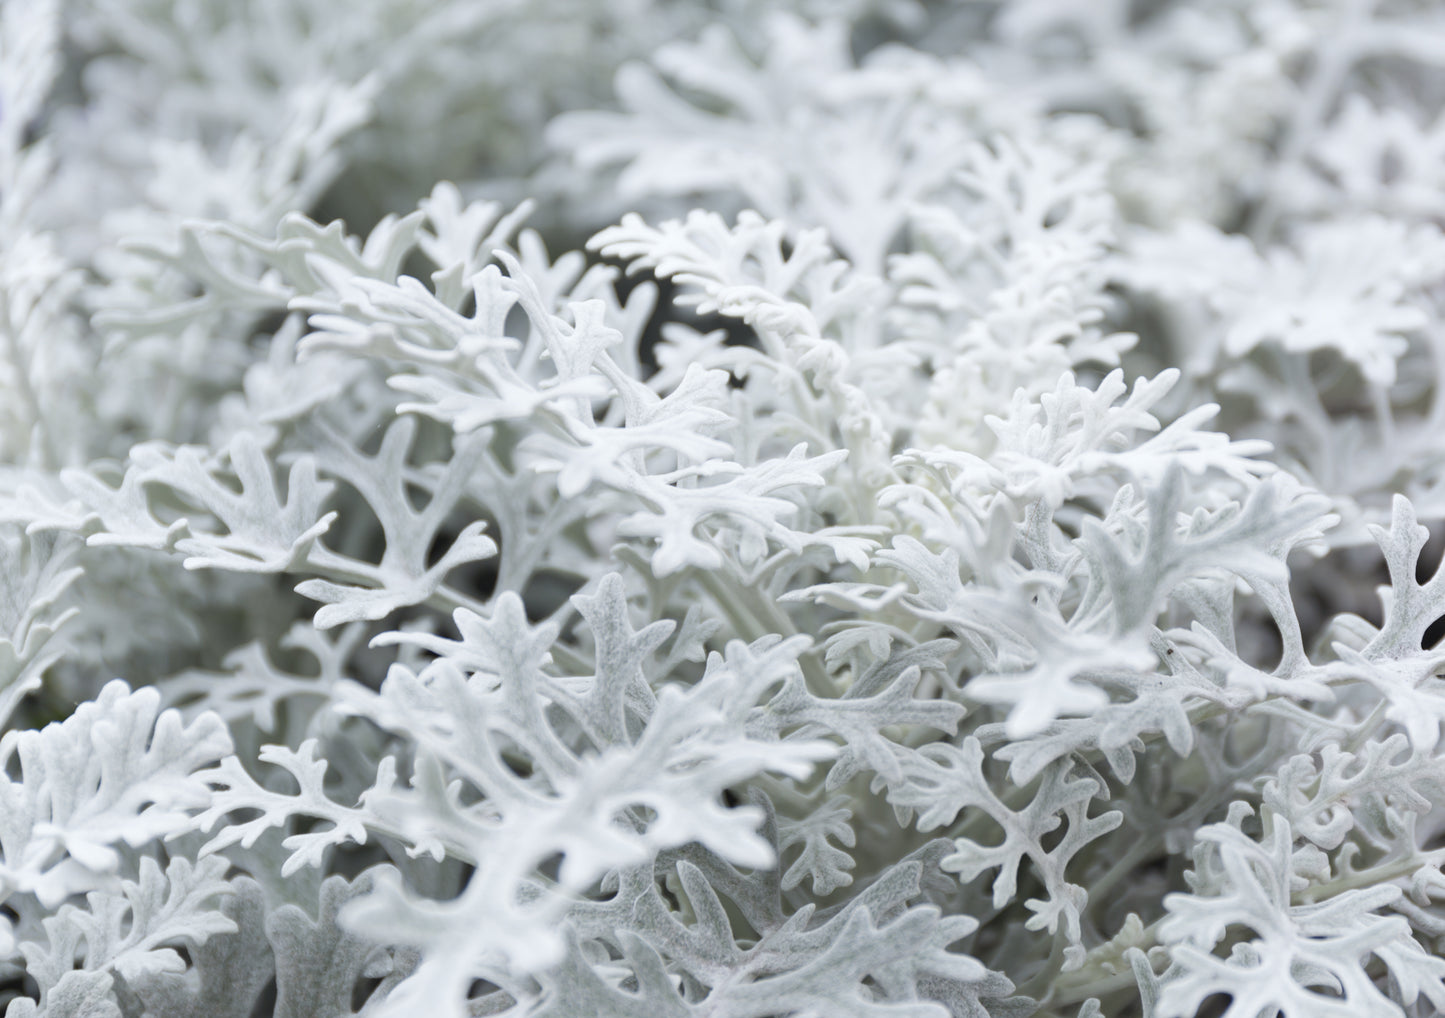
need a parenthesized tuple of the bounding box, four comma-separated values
(3, 1, 1445, 1017)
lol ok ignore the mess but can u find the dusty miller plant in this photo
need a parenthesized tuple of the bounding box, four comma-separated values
(2, 1, 1445, 1016)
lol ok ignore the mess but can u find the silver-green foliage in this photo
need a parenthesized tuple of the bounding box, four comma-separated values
(3, 1, 1445, 1016)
